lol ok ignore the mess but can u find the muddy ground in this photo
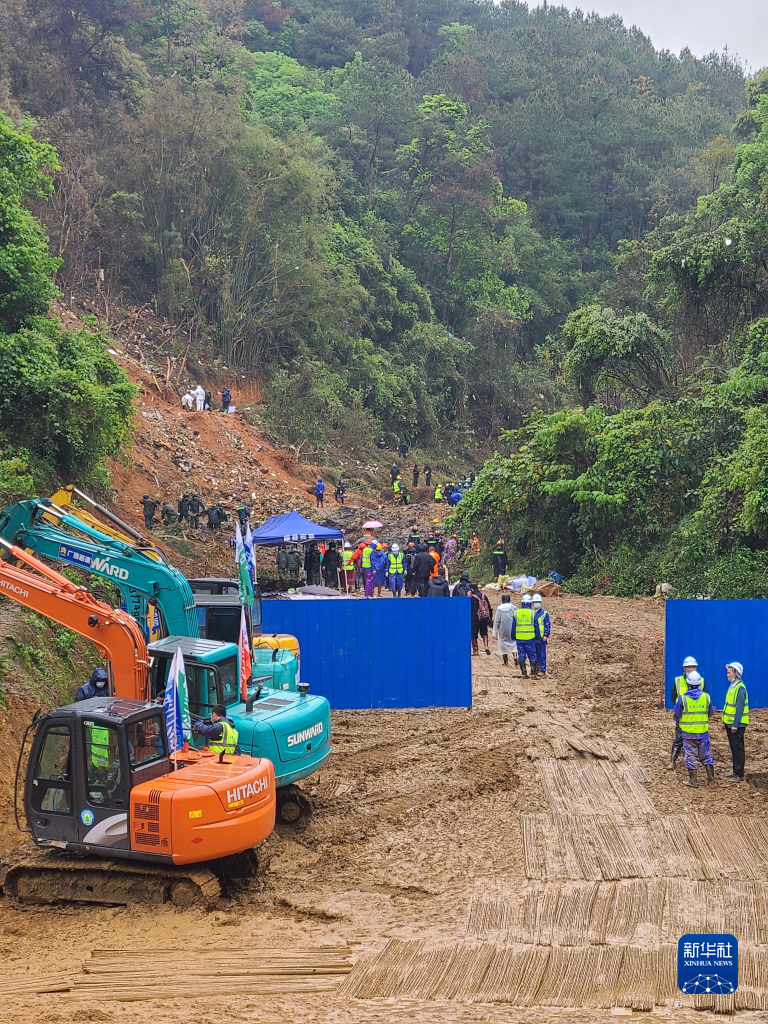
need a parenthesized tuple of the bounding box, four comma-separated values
(2, 594, 767, 1022)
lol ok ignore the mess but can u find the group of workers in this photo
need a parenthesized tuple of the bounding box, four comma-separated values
(388, 462, 475, 506)
(353, 525, 457, 597)
(432, 479, 474, 506)
(491, 592, 551, 674)
(139, 492, 251, 533)
(315, 477, 347, 506)
(180, 385, 232, 412)
(669, 655, 749, 786)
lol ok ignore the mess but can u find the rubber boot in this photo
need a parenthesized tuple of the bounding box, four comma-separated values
(484, 643, 491, 656)
(520, 661, 528, 678)
(666, 744, 680, 770)
(682, 769, 698, 788)
(502, 653, 508, 666)
(705, 764, 715, 785)
(530, 662, 539, 678)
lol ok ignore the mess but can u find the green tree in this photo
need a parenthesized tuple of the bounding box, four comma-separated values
(396, 95, 510, 323)
(294, 12, 361, 69)
(0, 318, 135, 483)
(323, 56, 416, 211)
(0, 111, 60, 332)
(242, 51, 336, 133)
(562, 305, 675, 407)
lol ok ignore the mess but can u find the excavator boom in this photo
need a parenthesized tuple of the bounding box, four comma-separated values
(50, 485, 159, 552)
(0, 538, 148, 700)
(0, 499, 198, 636)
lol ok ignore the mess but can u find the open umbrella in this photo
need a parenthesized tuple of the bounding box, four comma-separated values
(362, 520, 383, 529)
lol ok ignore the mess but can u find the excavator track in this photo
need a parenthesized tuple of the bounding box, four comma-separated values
(0, 844, 221, 908)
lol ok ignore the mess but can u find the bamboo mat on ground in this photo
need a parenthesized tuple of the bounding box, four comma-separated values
(0, 946, 352, 1001)
(522, 812, 768, 881)
(338, 937, 765, 1012)
(466, 878, 768, 946)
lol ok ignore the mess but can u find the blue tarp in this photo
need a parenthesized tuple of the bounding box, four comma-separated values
(262, 597, 472, 709)
(251, 509, 343, 547)
(665, 599, 768, 709)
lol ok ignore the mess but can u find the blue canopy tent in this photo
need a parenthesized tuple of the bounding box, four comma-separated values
(250, 510, 345, 590)
(251, 509, 343, 546)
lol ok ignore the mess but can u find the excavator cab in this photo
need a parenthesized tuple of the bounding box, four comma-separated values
(27, 698, 178, 852)
(148, 638, 241, 716)
(193, 595, 259, 643)
(147, 635, 331, 815)
(187, 578, 300, 681)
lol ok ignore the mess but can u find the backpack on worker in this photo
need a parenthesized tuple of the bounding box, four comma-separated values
(478, 593, 492, 623)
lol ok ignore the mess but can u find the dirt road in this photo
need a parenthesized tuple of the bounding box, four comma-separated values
(2, 594, 767, 1021)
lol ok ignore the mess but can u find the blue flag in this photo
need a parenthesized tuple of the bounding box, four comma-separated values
(244, 523, 256, 587)
(163, 646, 191, 755)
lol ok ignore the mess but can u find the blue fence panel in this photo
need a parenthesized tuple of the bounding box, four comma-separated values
(262, 597, 472, 709)
(665, 600, 768, 709)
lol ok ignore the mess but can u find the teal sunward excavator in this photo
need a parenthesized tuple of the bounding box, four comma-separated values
(0, 499, 327, 822)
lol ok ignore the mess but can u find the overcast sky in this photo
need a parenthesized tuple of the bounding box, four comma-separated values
(545, 0, 767, 71)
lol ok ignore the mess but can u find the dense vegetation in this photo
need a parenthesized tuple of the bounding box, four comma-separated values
(0, 114, 134, 501)
(0, 0, 750, 459)
(3, 0, 768, 593)
(452, 85, 768, 596)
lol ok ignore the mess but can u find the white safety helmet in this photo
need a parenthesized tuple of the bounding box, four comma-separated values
(344, 541, 351, 549)
(682, 656, 698, 668)
(521, 593, 532, 604)
(726, 661, 744, 679)
(391, 543, 400, 553)
(686, 671, 703, 686)
(532, 593, 543, 605)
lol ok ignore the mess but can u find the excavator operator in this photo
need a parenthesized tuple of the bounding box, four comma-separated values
(192, 704, 240, 755)
(84, 720, 122, 805)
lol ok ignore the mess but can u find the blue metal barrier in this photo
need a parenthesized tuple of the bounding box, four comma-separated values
(665, 600, 768, 709)
(262, 597, 472, 709)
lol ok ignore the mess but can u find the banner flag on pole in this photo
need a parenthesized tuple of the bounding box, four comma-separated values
(244, 523, 256, 587)
(235, 522, 254, 606)
(163, 645, 191, 756)
(239, 604, 252, 700)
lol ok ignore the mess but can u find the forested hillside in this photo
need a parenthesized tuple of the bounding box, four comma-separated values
(452, 74, 768, 597)
(2, 0, 767, 595)
(0, 0, 749, 459)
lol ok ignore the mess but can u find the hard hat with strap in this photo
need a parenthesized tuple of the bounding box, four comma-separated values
(209, 719, 238, 755)
(722, 679, 749, 725)
(680, 691, 711, 734)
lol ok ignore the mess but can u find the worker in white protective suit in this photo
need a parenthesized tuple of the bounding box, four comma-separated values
(181, 392, 194, 410)
(492, 593, 517, 667)
(193, 384, 206, 412)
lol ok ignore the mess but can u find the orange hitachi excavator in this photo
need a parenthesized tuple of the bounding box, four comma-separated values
(0, 539, 276, 907)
